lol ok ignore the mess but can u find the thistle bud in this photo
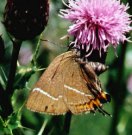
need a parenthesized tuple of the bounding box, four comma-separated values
(3, 0, 49, 40)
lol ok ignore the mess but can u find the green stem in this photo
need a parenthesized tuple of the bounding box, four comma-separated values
(109, 42, 127, 135)
(38, 119, 48, 135)
(32, 34, 42, 66)
(6, 40, 22, 94)
(0, 39, 22, 119)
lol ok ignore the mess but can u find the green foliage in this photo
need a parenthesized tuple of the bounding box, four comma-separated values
(0, 111, 21, 135)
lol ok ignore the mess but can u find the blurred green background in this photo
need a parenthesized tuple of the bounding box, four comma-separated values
(0, 0, 132, 135)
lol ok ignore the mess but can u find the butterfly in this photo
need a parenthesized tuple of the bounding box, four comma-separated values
(26, 51, 111, 115)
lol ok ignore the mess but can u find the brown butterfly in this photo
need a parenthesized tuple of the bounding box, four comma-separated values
(26, 51, 111, 115)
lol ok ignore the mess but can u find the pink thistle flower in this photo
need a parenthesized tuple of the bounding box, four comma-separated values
(60, 0, 132, 57)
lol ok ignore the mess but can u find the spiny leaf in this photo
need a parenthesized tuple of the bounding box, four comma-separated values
(0, 116, 5, 130)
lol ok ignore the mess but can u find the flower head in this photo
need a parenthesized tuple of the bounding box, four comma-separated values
(60, 0, 132, 57)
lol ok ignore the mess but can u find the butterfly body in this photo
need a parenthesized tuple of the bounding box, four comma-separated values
(26, 51, 110, 115)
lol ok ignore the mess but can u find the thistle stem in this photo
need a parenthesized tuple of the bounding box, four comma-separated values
(1, 39, 22, 118)
(109, 42, 127, 135)
(6, 40, 22, 94)
(38, 119, 48, 135)
(32, 34, 42, 66)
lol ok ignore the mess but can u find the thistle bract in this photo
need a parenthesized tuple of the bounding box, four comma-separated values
(4, 0, 49, 40)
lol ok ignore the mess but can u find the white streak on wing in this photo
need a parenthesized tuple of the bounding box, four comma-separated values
(33, 88, 62, 101)
(64, 85, 92, 97)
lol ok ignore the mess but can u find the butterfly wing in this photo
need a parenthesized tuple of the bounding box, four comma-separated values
(63, 58, 109, 114)
(26, 51, 110, 115)
(26, 51, 74, 115)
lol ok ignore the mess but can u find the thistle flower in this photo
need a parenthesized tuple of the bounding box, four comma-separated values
(4, 0, 49, 40)
(60, 0, 132, 57)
